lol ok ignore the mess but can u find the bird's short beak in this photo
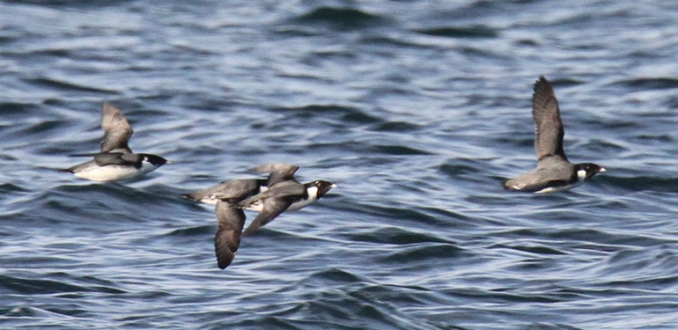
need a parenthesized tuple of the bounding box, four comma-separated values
(166, 160, 173, 165)
(331, 184, 338, 188)
(599, 167, 606, 172)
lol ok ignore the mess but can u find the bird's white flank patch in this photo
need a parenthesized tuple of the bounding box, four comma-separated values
(245, 201, 265, 212)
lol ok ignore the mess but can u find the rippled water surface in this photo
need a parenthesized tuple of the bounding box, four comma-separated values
(2, 1, 678, 329)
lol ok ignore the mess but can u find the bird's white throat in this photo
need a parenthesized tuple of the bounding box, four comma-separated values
(287, 186, 319, 211)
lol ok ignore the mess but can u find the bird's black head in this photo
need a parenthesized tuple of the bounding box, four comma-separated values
(140, 154, 169, 167)
(311, 180, 337, 198)
(577, 163, 606, 180)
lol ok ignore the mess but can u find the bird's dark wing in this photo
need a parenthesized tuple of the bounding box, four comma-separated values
(184, 179, 265, 202)
(211, 179, 266, 201)
(91, 153, 143, 167)
(92, 153, 127, 166)
(214, 200, 246, 270)
(532, 76, 567, 161)
(238, 180, 304, 208)
(250, 163, 299, 187)
(241, 197, 293, 237)
(100, 103, 133, 154)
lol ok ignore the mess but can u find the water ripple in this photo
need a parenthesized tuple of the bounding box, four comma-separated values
(1, 1, 678, 329)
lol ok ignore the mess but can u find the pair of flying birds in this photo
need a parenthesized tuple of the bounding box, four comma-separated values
(59, 104, 336, 269)
(182, 164, 336, 269)
(60, 75, 605, 268)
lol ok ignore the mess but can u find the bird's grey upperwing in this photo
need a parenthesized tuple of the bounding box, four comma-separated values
(250, 163, 299, 187)
(184, 179, 266, 203)
(92, 153, 142, 167)
(504, 156, 577, 191)
(239, 180, 305, 207)
(249, 163, 299, 174)
(100, 103, 133, 154)
(214, 200, 246, 270)
(241, 197, 293, 237)
(92, 153, 124, 166)
(212, 179, 266, 201)
(532, 76, 567, 161)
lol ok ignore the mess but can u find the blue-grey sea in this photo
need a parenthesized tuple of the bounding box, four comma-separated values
(2, 1, 678, 329)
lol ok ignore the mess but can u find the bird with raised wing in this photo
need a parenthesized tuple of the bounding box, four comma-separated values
(60, 103, 168, 181)
(502, 76, 605, 193)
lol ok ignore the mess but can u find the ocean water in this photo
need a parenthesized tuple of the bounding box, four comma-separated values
(2, 0, 678, 329)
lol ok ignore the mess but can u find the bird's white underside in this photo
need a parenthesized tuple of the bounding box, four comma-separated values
(74, 162, 157, 182)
